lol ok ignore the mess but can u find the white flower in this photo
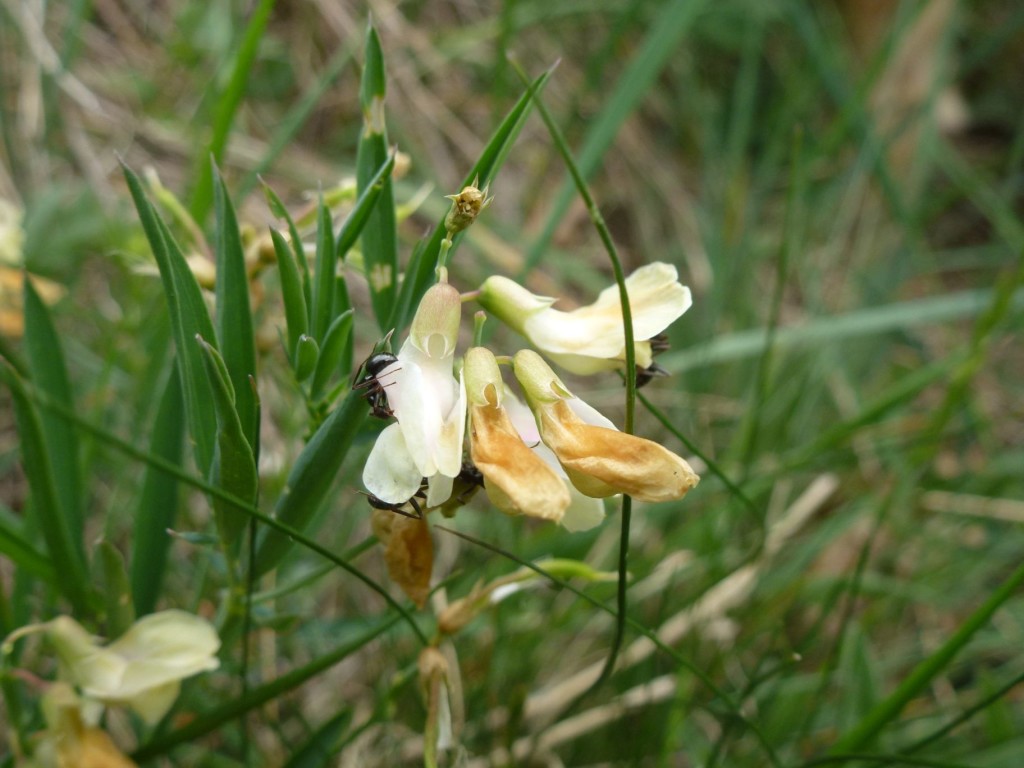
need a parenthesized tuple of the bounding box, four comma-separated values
(513, 350, 700, 502)
(478, 262, 692, 374)
(3, 610, 220, 725)
(363, 282, 468, 508)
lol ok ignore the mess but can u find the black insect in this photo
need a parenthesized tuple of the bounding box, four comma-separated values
(353, 352, 399, 418)
(437, 461, 486, 518)
(366, 482, 427, 520)
(635, 361, 670, 389)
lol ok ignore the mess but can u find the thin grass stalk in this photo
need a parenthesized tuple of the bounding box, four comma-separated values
(512, 60, 636, 702)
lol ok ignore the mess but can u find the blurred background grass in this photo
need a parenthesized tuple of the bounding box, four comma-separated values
(1, 0, 1023, 765)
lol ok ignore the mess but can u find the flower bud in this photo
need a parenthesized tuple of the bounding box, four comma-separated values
(444, 184, 491, 235)
(409, 281, 462, 359)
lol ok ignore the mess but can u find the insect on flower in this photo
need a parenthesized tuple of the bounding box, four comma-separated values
(353, 351, 399, 419)
(366, 489, 425, 519)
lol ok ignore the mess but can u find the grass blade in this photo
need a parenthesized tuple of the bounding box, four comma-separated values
(282, 709, 352, 768)
(356, 23, 398, 330)
(253, 390, 367, 577)
(523, 0, 710, 272)
(0, 361, 92, 615)
(123, 161, 218, 476)
(188, 0, 276, 224)
(22, 279, 84, 560)
(0, 510, 57, 586)
(131, 366, 185, 617)
(213, 162, 259, 450)
(336, 151, 396, 264)
(96, 540, 135, 638)
(388, 66, 552, 330)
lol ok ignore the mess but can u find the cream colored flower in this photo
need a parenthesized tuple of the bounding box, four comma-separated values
(363, 281, 467, 508)
(3, 610, 220, 725)
(27, 683, 138, 768)
(463, 346, 569, 523)
(513, 350, 699, 502)
(478, 262, 691, 374)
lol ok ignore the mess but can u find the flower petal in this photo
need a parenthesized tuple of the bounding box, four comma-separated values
(522, 262, 691, 362)
(537, 400, 700, 502)
(363, 423, 425, 504)
(470, 402, 569, 523)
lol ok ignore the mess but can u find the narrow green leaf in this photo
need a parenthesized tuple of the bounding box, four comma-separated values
(389, 68, 552, 330)
(253, 390, 367, 577)
(263, 181, 311, 303)
(96, 540, 135, 638)
(132, 615, 399, 761)
(213, 163, 259, 450)
(310, 195, 337, 342)
(270, 228, 309, 359)
(0, 362, 91, 615)
(310, 310, 354, 401)
(0, 510, 57, 586)
(22, 278, 85, 560)
(524, 0, 709, 272)
(188, 0, 276, 224)
(122, 161, 218, 476)
(131, 366, 185, 617)
(294, 334, 320, 382)
(356, 23, 398, 330)
(336, 151, 395, 263)
(197, 336, 259, 554)
(283, 710, 352, 768)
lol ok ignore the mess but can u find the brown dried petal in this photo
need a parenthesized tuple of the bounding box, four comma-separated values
(539, 400, 699, 502)
(470, 403, 570, 523)
(372, 508, 434, 608)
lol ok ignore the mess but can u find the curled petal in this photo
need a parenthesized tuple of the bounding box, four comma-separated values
(470, 402, 570, 523)
(537, 400, 699, 503)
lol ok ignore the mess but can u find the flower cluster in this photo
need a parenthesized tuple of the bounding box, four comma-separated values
(360, 185, 699, 601)
(3, 611, 220, 767)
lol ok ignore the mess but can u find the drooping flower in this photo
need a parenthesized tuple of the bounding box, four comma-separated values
(363, 281, 467, 508)
(463, 346, 570, 524)
(2, 610, 221, 725)
(477, 262, 692, 375)
(513, 350, 699, 502)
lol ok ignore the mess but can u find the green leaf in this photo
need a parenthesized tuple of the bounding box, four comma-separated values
(96, 540, 135, 638)
(122, 161, 218, 476)
(132, 615, 399, 761)
(213, 162, 259, 451)
(310, 195, 337, 343)
(0, 362, 91, 615)
(270, 227, 309, 360)
(197, 336, 259, 556)
(336, 150, 395, 263)
(263, 181, 311, 304)
(294, 334, 320, 382)
(22, 278, 85, 562)
(310, 310, 353, 401)
(389, 67, 552, 330)
(253, 390, 367, 577)
(356, 23, 398, 330)
(131, 366, 185, 617)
